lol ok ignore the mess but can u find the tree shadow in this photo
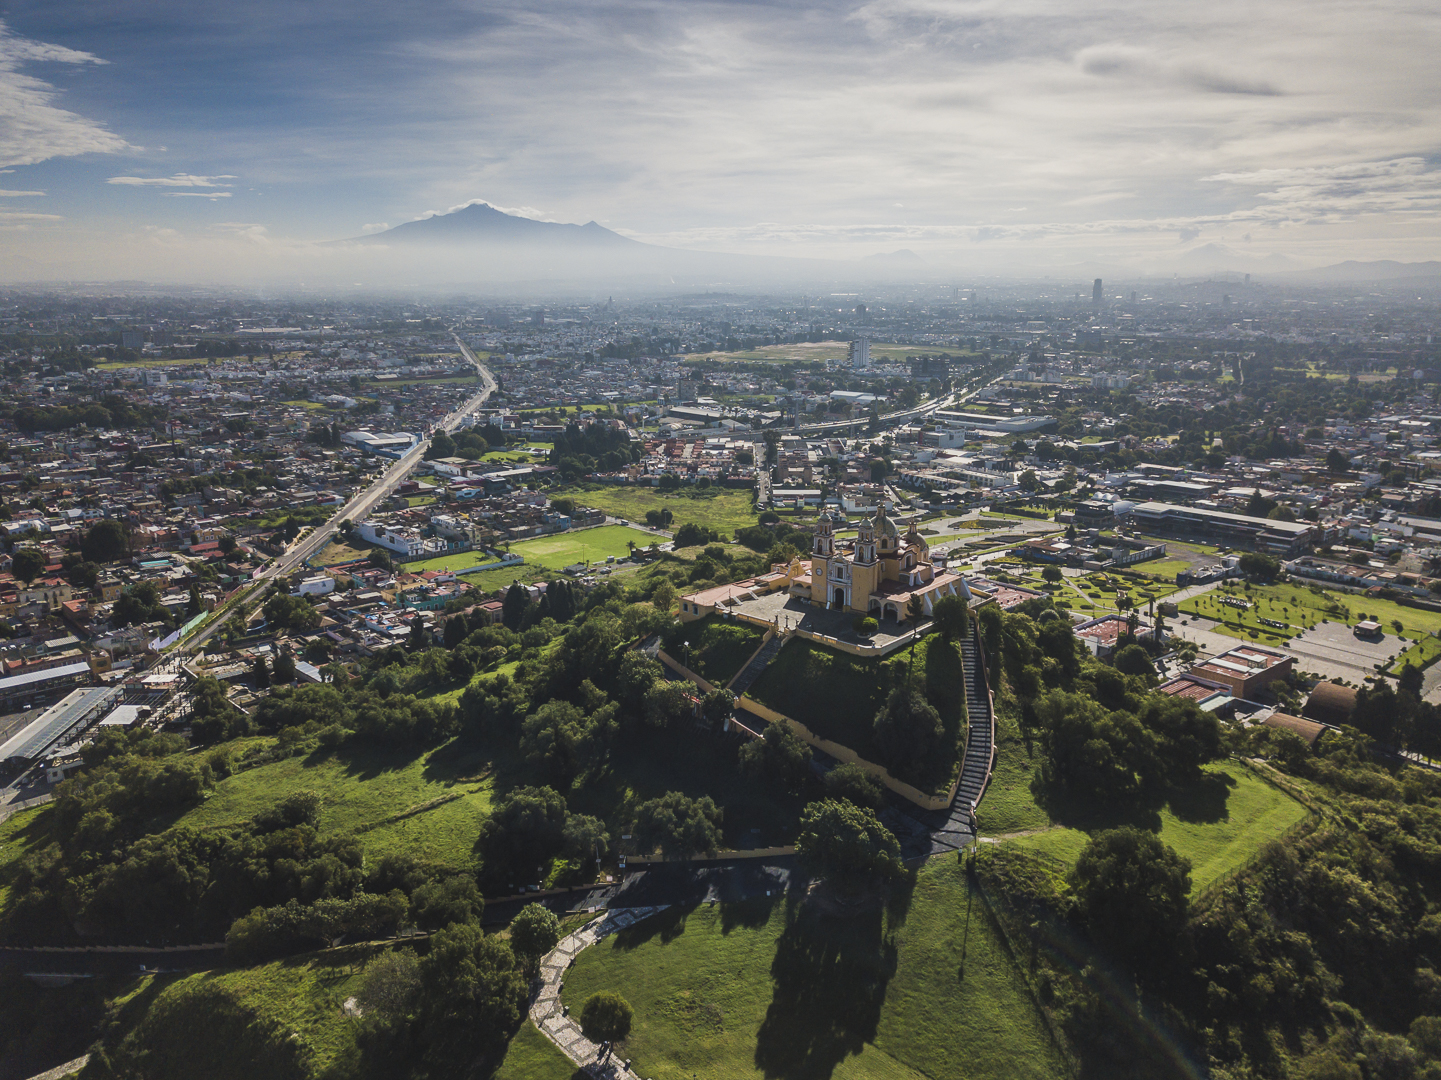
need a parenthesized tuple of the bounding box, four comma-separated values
(719, 894, 779, 934)
(1165, 770, 1236, 824)
(1029, 776, 1164, 835)
(753, 902, 897, 1080)
(608, 903, 697, 951)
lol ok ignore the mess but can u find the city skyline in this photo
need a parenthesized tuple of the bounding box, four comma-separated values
(1, 0, 1439, 283)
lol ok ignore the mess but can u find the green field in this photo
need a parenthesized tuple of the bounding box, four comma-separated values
(560, 857, 1065, 1080)
(177, 739, 494, 865)
(495, 1020, 582, 1079)
(554, 485, 758, 539)
(403, 550, 515, 573)
(509, 525, 656, 568)
(976, 701, 1053, 836)
(97, 952, 366, 1078)
(1179, 582, 1441, 647)
(1006, 763, 1309, 894)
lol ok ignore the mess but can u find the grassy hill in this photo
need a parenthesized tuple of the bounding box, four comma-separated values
(745, 635, 965, 795)
(176, 738, 495, 866)
(1004, 762, 1311, 894)
(77, 946, 582, 1080)
(559, 858, 1067, 1080)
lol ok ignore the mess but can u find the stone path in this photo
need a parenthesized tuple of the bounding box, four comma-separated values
(529, 906, 669, 1079)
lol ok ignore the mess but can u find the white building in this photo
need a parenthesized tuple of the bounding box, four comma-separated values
(294, 574, 336, 597)
(356, 521, 438, 557)
(849, 338, 870, 370)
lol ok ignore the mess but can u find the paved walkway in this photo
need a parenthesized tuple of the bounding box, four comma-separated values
(530, 906, 669, 1079)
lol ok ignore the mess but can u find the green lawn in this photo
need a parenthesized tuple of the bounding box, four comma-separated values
(553, 485, 758, 539)
(177, 739, 494, 866)
(403, 550, 512, 573)
(560, 858, 1065, 1080)
(1391, 633, 1441, 675)
(1128, 558, 1193, 581)
(1007, 763, 1309, 894)
(976, 700, 1053, 836)
(509, 525, 656, 569)
(495, 1021, 584, 1080)
(1179, 582, 1440, 646)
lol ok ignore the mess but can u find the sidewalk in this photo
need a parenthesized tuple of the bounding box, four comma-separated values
(529, 906, 669, 1079)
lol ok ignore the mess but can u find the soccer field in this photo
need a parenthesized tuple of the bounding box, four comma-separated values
(509, 524, 657, 567)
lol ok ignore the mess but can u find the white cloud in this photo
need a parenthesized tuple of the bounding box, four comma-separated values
(0, 188, 42, 196)
(0, 20, 128, 170)
(107, 174, 236, 188)
(360, 222, 390, 234)
(160, 192, 232, 198)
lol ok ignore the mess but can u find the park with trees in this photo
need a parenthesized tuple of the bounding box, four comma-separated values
(2, 534, 1440, 1080)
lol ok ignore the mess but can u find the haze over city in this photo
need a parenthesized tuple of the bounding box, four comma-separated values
(1, 0, 1439, 286)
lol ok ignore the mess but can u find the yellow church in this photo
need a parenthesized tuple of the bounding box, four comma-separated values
(801, 503, 962, 621)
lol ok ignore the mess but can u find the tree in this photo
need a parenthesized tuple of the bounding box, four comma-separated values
(1401, 662, 1425, 697)
(700, 687, 736, 729)
(1069, 827, 1191, 975)
(218, 534, 238, 556)
(738, 722, 813, 789)
(443, 615, 467, 648)
(509, 902, 562, 975)
(81, 519, 129, 563)
(562, 814, 610, 867)
(873, 686, 942, 778)
(10, 546, 44, 583)
(411, 875, 484, 930)
(930, 594, 970, 640)
(1238, 552, 1280, 582)
(271, 651, 297, 684)
(502, 582, 530, 630)
(1327, 447, 1351, 473)
(579, 991, 633, 1045)
(416, 922, 527, 1065)
(356, 947, 422, 1024)
(1113, 643, 1155, 679)
(795, 798, 902, 893)
(633, 791, 722, 859)
(1041, 564, 1063, 584)
(823, 762, 885, 810)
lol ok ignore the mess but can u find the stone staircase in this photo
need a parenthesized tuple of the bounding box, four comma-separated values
(726, 633, 787, 697)
(956, 627, 994, 811)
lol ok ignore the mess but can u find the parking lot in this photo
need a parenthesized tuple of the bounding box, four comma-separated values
(1173, 614, 1405, 687)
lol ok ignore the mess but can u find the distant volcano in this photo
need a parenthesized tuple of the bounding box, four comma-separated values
(341, 202, 645, 248)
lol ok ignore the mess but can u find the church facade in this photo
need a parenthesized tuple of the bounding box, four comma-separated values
(802, 503, 962, 621)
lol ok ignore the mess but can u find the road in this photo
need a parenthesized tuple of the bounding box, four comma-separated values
(181, 334, 496, 654)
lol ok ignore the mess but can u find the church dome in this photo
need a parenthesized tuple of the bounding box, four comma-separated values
(872, 504, 900, 537)
(905, 520, 930, 556)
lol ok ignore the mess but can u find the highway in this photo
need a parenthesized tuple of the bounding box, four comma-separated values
(181, 334, 496, 654)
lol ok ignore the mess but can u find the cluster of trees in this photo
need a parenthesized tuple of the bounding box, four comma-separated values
(547, 421, 640, 478)
(5, 395, 167, 433)
(978, 720, 1441, 1080)
(426, 427, 494, 461)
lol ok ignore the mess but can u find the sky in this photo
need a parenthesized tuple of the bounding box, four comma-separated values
(1, 0, 1439, 283)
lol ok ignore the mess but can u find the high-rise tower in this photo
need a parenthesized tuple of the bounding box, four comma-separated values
(1092, 279, 1103, 307)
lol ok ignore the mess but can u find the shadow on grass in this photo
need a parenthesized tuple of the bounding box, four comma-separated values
(1165, 770, 1235, 824)
(720, 894, 779, 934)
(609, 903, 697, 950)
(754, 902, 897, 1080)
(1030, 777, 1164, 835)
